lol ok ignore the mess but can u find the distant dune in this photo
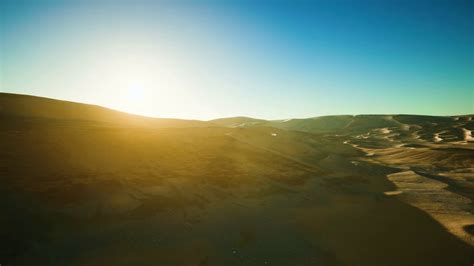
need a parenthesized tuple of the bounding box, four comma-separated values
(0, 93, 211, 128)
(1, 93, 473, 266)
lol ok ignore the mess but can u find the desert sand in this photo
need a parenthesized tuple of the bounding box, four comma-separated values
(1, 93, 473, 265)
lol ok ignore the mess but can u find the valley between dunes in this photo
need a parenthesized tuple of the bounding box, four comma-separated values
(1, 93, 473, 266)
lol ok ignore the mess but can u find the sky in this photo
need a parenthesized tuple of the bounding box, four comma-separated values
(1, 0, 473, 120)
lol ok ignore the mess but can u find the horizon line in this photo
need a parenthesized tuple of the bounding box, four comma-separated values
(1, 91, 473, 121)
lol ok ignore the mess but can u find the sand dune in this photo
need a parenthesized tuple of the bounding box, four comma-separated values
(1, 94, 473, 265)
(386, 170, 474, 245)
(463, 128, 474, 142)
(0, 93, 211, 128)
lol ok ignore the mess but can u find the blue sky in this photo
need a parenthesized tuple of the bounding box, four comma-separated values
(1, 0, 473, 119)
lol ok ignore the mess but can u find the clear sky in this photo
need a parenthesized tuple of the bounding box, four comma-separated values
(1, 0, 473, 120)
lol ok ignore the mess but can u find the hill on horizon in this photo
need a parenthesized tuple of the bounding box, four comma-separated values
(0, 93, 211, 128)
(2, 92, 472, 127)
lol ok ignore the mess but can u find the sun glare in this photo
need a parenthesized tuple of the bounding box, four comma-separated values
(80, 41, 210, 119)
(88, 50, 163, 117)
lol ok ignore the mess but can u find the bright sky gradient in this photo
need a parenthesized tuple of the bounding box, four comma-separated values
(1, 0, 473, 120)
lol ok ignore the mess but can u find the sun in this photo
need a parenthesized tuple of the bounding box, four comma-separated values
(114, 83, 154, 116)
(125, 85, 147, 104)
(124, 85, 146, 108)
(96, 57, 158, 116)
(80, 43, 201, 119)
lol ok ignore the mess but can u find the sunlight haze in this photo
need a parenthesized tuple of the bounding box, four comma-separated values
(1, 0, 473, 119)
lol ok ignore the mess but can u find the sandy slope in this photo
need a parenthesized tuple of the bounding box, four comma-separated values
(386, 170, 474, 245)
(342, 115, 474, 247)
(1, 94, 473, 265)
